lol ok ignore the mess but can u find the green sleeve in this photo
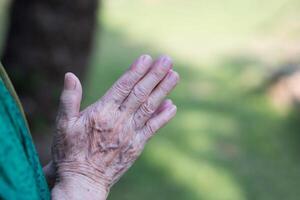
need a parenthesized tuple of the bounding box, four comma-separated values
(0, 71, 50, 199)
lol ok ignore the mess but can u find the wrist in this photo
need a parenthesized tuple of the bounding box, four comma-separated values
(52, 172, 109, 200)
(43, 161, 56, 189)
(55, 161, 112, 187)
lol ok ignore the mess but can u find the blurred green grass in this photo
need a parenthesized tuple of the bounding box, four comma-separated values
(84, 0, 300, 200)
(0, 0, 299, 199)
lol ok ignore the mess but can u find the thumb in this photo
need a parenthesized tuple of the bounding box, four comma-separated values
(58, 72, 82, 120)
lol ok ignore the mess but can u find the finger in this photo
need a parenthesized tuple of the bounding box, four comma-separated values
(141, 103, 177, 141)
(101, 55, 153, 105)
(135, 99, 172, 128)
(133, 70, 179, 128)
(152, 99, 173, 117)
(121, 55, 173, 113)
(57, 72, 82, 120)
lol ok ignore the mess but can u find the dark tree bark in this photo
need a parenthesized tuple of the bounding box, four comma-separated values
(1, 0, 99, 133)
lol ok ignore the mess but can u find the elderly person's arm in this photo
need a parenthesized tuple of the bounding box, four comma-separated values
(49, 55, 179, 199)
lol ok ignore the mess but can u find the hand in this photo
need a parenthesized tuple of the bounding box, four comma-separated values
(51, 55, 179, 199)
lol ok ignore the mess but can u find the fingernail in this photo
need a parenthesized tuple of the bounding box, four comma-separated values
(64, 73, 76, 90)
(141, 55, 152, 66)
(165, 99, 173, 106)
(169, 105, 177, 113)
(161, 100, 173, 111)
(161, 56, 172, 67)
(167, 70, 179, 82)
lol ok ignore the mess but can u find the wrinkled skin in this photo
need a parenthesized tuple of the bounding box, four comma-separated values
(49, 55, 179, 199)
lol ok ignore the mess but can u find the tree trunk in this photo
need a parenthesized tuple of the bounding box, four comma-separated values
(1, 0, 99, 134)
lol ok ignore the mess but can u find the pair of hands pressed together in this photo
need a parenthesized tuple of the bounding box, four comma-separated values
(45, 55, 180, 199)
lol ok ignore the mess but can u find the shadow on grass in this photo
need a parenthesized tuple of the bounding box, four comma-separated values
(85, 27, 300, 200)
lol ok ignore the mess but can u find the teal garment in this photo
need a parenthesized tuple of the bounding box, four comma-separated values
(0, 76, 50, 199)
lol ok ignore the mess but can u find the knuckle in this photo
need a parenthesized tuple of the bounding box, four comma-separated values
(133, 85, 148, 103)
(159, 84, 170, 94)
(140, 100, 156, 117)
(145, 122, 156, 135)
(130, 66, 145, 77)
(151, 69, 165, 80)
(132, 115, 142, 128)
(114, 81, 131, 98)
(60, 92, 77, 107)
(60, 91, 69, 102)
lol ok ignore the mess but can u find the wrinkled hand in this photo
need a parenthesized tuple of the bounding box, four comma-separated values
(51, 55, 179, 199)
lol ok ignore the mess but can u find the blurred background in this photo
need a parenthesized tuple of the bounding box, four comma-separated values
(1, 0, 300, 199)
